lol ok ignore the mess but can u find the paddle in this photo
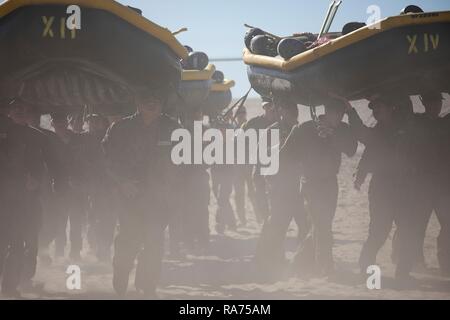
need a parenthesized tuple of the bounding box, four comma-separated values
(318, 0, 342, 40)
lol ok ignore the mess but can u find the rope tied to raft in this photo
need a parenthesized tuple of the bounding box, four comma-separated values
(172, 27, 188, 36)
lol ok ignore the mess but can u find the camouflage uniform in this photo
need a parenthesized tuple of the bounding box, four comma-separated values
(81, 131, 118, 261)
(53, 132, 89, 259)
(347, 108, 412, 272)
(103, 113, 182, 295)
(256, 120, 308, 269)
(242, 115, 276, 223)
(283, 117, 357, 274)
(212, 164, 236, 233)
(0, 115, 46, 294)
(406, 113, 450, 275)
(181, 124, 210, 251)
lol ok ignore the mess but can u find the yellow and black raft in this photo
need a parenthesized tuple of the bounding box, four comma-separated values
(244, 10, 450, 105)
(0, 0, 187, 115)
(175, 63, 216, 106)
(167, 62, 235, 119)
(202, 78, 235, 118)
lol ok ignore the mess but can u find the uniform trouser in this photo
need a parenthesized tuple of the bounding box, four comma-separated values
(437, 209, 450, 274)
(409, 179, 450, 274)
(1, 193, 27, 292)
(0, 218, 6, 278)
(21, 192, 43, 283)
(211, 169, 219, 200)
(180, 168, 211, 246)
(359, 176, 399, 271)
(233, 166, 256, 224)
(88, 190, 117, 258)
(183, 181, 210, 247)
(55, 189, 85, 255)
(0, 191, 13, 278)
(256, 185, 307, 265)
(252, 169, 270, 223)
(393, 178, 432, 278)
(2, 229, 25, 292)
(215, 173, 236, 229)
(168, 206, 183, 254)
(296, 177, 338, 273)
(0, 211, 11, 279)
(184, 200, 209, 247)
(113, 196, 168, 293)
(39, 192, 60, 251)
(1, 189, 42, 291)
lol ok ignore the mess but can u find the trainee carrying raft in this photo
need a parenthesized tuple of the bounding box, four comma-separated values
(0, 0, 188, 115)
(244, 9, 450, 106)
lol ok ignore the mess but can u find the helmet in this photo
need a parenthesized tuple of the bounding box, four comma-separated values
(273, 96, 297, 110)
(342, 22, 367, 35)
(368, 97, 392, 110)
(400, 5, 424, 15)
(420, 91, 443, 103)
(323, 97, 347, 112)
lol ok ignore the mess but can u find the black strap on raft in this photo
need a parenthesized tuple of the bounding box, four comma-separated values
(308, 93, 318, 123)
(310, 105, 318, 122)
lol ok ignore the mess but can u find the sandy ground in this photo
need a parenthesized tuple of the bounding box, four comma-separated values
(3, 96, 450, 300)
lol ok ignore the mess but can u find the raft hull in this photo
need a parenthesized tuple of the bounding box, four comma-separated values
(202, 90, 232, 117)
(0, 3, 182, 115)
(167, 79, 212, 109)
(247, 20, 450, 105)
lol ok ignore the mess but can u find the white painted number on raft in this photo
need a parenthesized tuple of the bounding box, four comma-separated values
(42, 6, 80, 39)
(42, 16, 54, 38)
(407, 33, 439, 54)
(42, 15, 77, 39)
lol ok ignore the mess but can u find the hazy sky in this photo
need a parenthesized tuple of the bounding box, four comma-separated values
(116, 0, 448, 98)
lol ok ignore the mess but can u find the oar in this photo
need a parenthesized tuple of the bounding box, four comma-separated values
(318, 0, 342, 40)
(220, 87, 252, 122)
(244, 24, 281, 41)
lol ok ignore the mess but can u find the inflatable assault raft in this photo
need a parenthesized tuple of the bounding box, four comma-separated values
(202, 79, 235, 118)
(244, 10, 450, 106)
(173, 63, 216, 107)
(0, 0, 188, 115)
(168, 61, 235, 118)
